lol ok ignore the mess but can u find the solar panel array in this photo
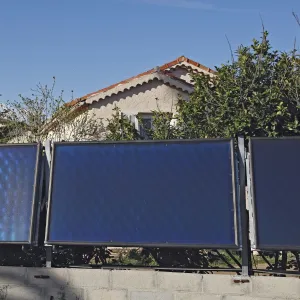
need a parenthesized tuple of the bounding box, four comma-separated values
(46, 140, 240, 248)
(0, 144, 40, 243)
(2, 138, 299, 251)
(249, 138, 300, 250)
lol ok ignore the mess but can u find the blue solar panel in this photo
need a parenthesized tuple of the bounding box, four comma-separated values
(0, 144, 40, 243)
(46, 140, 239, 248)
(250, 138, 300, 250)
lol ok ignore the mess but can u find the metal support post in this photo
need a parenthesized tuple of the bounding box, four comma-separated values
(46, 245, 52, 268)
(41, 140, 51, 211)
(44, 140, 52, 268)
(33, 148, 45, 246)
(245, 153, 257, 250)
(238, 136, 251, 277)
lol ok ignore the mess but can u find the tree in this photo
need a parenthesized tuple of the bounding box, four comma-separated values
(0, 104, 12, 143)
(105, 107, 139, 141)
(149, 31, 300, 271)
(105, 108, 178, 141)
(148, 111, 178, 140)
(106, 34, 300, 143)
(103, 31, 300, 271)
(2, 78, 104, 143)
(0, 80, 107, 267)
(175, 31, 300, 140)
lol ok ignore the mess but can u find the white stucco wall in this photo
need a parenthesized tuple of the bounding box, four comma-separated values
(4, 77, 191, 143)
(167, 65, 214, 85)
(88, 79, 190, 126)
(0, 267, 299, 300)
(167, 67, 195, 84)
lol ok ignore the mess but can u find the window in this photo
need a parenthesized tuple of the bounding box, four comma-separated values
(138, 114, 153, 139)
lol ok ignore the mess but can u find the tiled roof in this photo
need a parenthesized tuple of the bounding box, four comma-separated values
(68, 56, 214, 106)
(84, 71, 194, 105)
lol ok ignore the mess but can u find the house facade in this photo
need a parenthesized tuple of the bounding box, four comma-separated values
(70, 56, 215, 137)
(3, 56, 214, 143)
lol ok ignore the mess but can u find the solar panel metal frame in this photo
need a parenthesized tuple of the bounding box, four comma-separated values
(0, 143, 43, 245)
(45, 138, 240, 248)
(245, 152, 256, 250)
(249, 136, 300, 251)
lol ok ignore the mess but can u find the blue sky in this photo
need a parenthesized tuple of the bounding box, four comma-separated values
(0, 0, 299, 102)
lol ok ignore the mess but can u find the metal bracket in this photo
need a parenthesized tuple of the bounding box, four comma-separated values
(41, 140, 51, 211)
(33, 146, 46, 246)
(233, 275, 250, 283)
(245, 153, 257, 250)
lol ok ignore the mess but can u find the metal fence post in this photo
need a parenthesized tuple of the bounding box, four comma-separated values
(44, 140, 52, 268)
(41, 140, 51, 211)
(46, 245, 52, 268)
(238, 136, 251, 277)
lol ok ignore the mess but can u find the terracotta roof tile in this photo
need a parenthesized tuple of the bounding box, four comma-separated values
(67, 56, 214, 107)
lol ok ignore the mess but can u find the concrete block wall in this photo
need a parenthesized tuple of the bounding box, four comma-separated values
(0, 267, 299, 300)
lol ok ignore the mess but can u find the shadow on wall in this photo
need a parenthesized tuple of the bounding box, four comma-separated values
(0, 267, 80, 300)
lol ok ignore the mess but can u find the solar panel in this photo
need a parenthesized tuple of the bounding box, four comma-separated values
(250, 138, 300, 250)
(46, 140, 240, 248)
(0, 144, 41, 244)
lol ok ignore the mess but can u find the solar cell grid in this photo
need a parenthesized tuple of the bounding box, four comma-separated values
(0, 144, 40, 243)
(46, 140, 240, 248)
(250, 137, 300, 250)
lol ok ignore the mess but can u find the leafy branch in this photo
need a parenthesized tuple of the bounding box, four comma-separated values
(1, 78, 105, 143)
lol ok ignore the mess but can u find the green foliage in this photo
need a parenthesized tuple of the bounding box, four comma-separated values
(105, 33, 300, 142)
(0, 122, 13, 144)
(102, 31, 300, 270)
(105, 109, 178, 141)
(149, 111, 178, 140)
(1, 78, 104, 143)
(3, 79, 65, 142)
(105, 107, 139, 141)
(176, 31, 300, 139)
(111, 248, 157, 266)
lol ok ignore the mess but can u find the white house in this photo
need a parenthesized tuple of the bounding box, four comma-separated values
(69, 56, 215, 137)
(3, 56, 215, 143)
